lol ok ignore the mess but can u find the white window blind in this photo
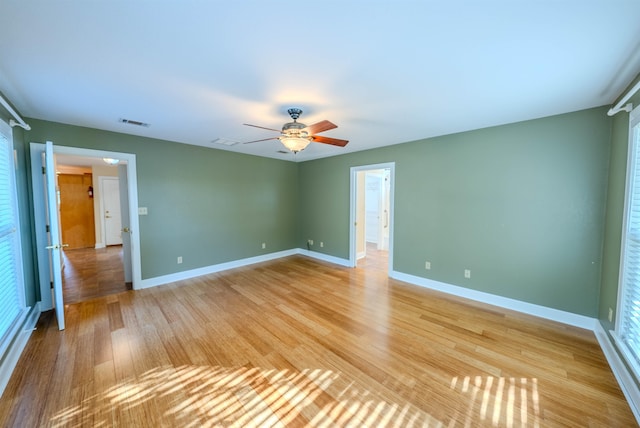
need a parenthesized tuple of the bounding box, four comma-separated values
(617, 107, 640, 377)
(0, 120, 24, 353)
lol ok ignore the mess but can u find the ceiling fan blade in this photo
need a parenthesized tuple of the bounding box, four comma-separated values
(243, 137, 280, 144)
(304, 120, 337, 135)
(243, 123, 282, 132)
(312, 135, 349, 147)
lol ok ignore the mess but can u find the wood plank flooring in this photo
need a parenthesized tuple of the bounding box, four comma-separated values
(0, 255, 635, 427)
(62, 245, 129, 304)
(357, 242, 389, 272)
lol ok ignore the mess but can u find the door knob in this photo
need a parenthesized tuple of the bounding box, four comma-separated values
(45, 243, 69, 250)
(122, 227, 131, 233)
(105, 215, 112, 218)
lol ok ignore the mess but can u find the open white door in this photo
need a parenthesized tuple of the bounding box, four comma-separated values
(118, 165, 133, 283)
(44, 141, 65, 330)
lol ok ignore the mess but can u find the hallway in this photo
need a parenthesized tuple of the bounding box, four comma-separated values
(61, 245, 129, 304)
(357, 242, 389, 273)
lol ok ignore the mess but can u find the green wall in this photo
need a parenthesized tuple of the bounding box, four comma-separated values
(21, 119, 299, 280)
(299, 107, 612, 317)
(599, 75, 640, 330)
(9, 103, 630, 319)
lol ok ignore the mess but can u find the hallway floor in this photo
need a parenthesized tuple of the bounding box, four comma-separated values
(62, 245, 129, 304)
(357, 242, 389, 272)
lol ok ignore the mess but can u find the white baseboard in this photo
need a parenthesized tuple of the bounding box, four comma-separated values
(298, 249, 352, 267)
(138, 249, 593, 331)
(595, 324, 640, 424)
(138, 248, 353, 290)
(138, 249, 299, 289)
(390, 271, 597, 330)
(357, 251, 366, 260)
(0, 303, 41, 398)
(95, 242, 105, 249)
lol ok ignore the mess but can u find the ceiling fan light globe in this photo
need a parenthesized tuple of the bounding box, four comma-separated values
(279, 136, 311, 153)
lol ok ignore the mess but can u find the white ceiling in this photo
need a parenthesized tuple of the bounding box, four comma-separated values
(1, 1, 639, 162)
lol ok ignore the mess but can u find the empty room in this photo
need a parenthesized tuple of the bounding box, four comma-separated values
(1, 1, 640, 426)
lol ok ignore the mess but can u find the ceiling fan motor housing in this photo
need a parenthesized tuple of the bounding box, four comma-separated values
(282, 120, 309, 138)
(243, 107, 348, 150)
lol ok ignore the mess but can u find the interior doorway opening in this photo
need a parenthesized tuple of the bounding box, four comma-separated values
(61, 245, 128, 304)
(30, 143, 141, 321)
(350, 163, 395, 273)
(55, 156, 130, 303)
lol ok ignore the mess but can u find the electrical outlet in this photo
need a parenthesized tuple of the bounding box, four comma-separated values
(261, 242, 266, 249)
(464, 269, 471, 279)
(609, 307, 613, 322)
(320, 242, 324, 248)
(177, 256, 183, 264)
(308, 239, 314, 245)
(138, 207, 148, 215)
(425, 261, 431, 270)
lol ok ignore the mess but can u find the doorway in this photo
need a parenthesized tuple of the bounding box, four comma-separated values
(56, 158, 127, 303)
(350, 163, 395, 273)
(30, 143, 141, 312)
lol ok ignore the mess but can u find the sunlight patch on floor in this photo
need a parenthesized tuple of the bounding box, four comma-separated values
(48, 364, 546, 426)
(450, 375, 540, 427)
(50, 365, 442, 427)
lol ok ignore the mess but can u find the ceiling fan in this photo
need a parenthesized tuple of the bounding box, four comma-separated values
(243, 108, 349, 153)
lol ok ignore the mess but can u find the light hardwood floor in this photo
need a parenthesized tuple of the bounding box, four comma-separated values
(62, 245, 129, 304)
(0, 255, 635, 426)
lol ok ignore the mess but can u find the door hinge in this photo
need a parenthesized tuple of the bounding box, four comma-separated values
(50, 281, 54, 289)
(42, 166, 46, 174)
(46, 224, 50, 233)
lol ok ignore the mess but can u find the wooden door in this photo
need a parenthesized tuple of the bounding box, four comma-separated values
(59, 173, 96, 249)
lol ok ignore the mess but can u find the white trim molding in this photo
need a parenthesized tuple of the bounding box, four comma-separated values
(595, 324, 640, 424)
(139, 247, 594, 329)
(298, 249, 351, 267)
(390, 270, 597, 330)
(139, 248, 352, 290)
(0, 303, 40, 398)
(349, 162, 396, 273)
(139, 249, 299, 289)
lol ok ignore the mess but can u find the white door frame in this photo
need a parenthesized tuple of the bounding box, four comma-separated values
(30, 143, 142, 310)
(349, 162, 395, 273)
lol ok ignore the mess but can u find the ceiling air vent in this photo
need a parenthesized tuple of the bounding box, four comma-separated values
(277, 150, 289, 154)
(210, 138, 240, 147)
(118, 118, 150, 127)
